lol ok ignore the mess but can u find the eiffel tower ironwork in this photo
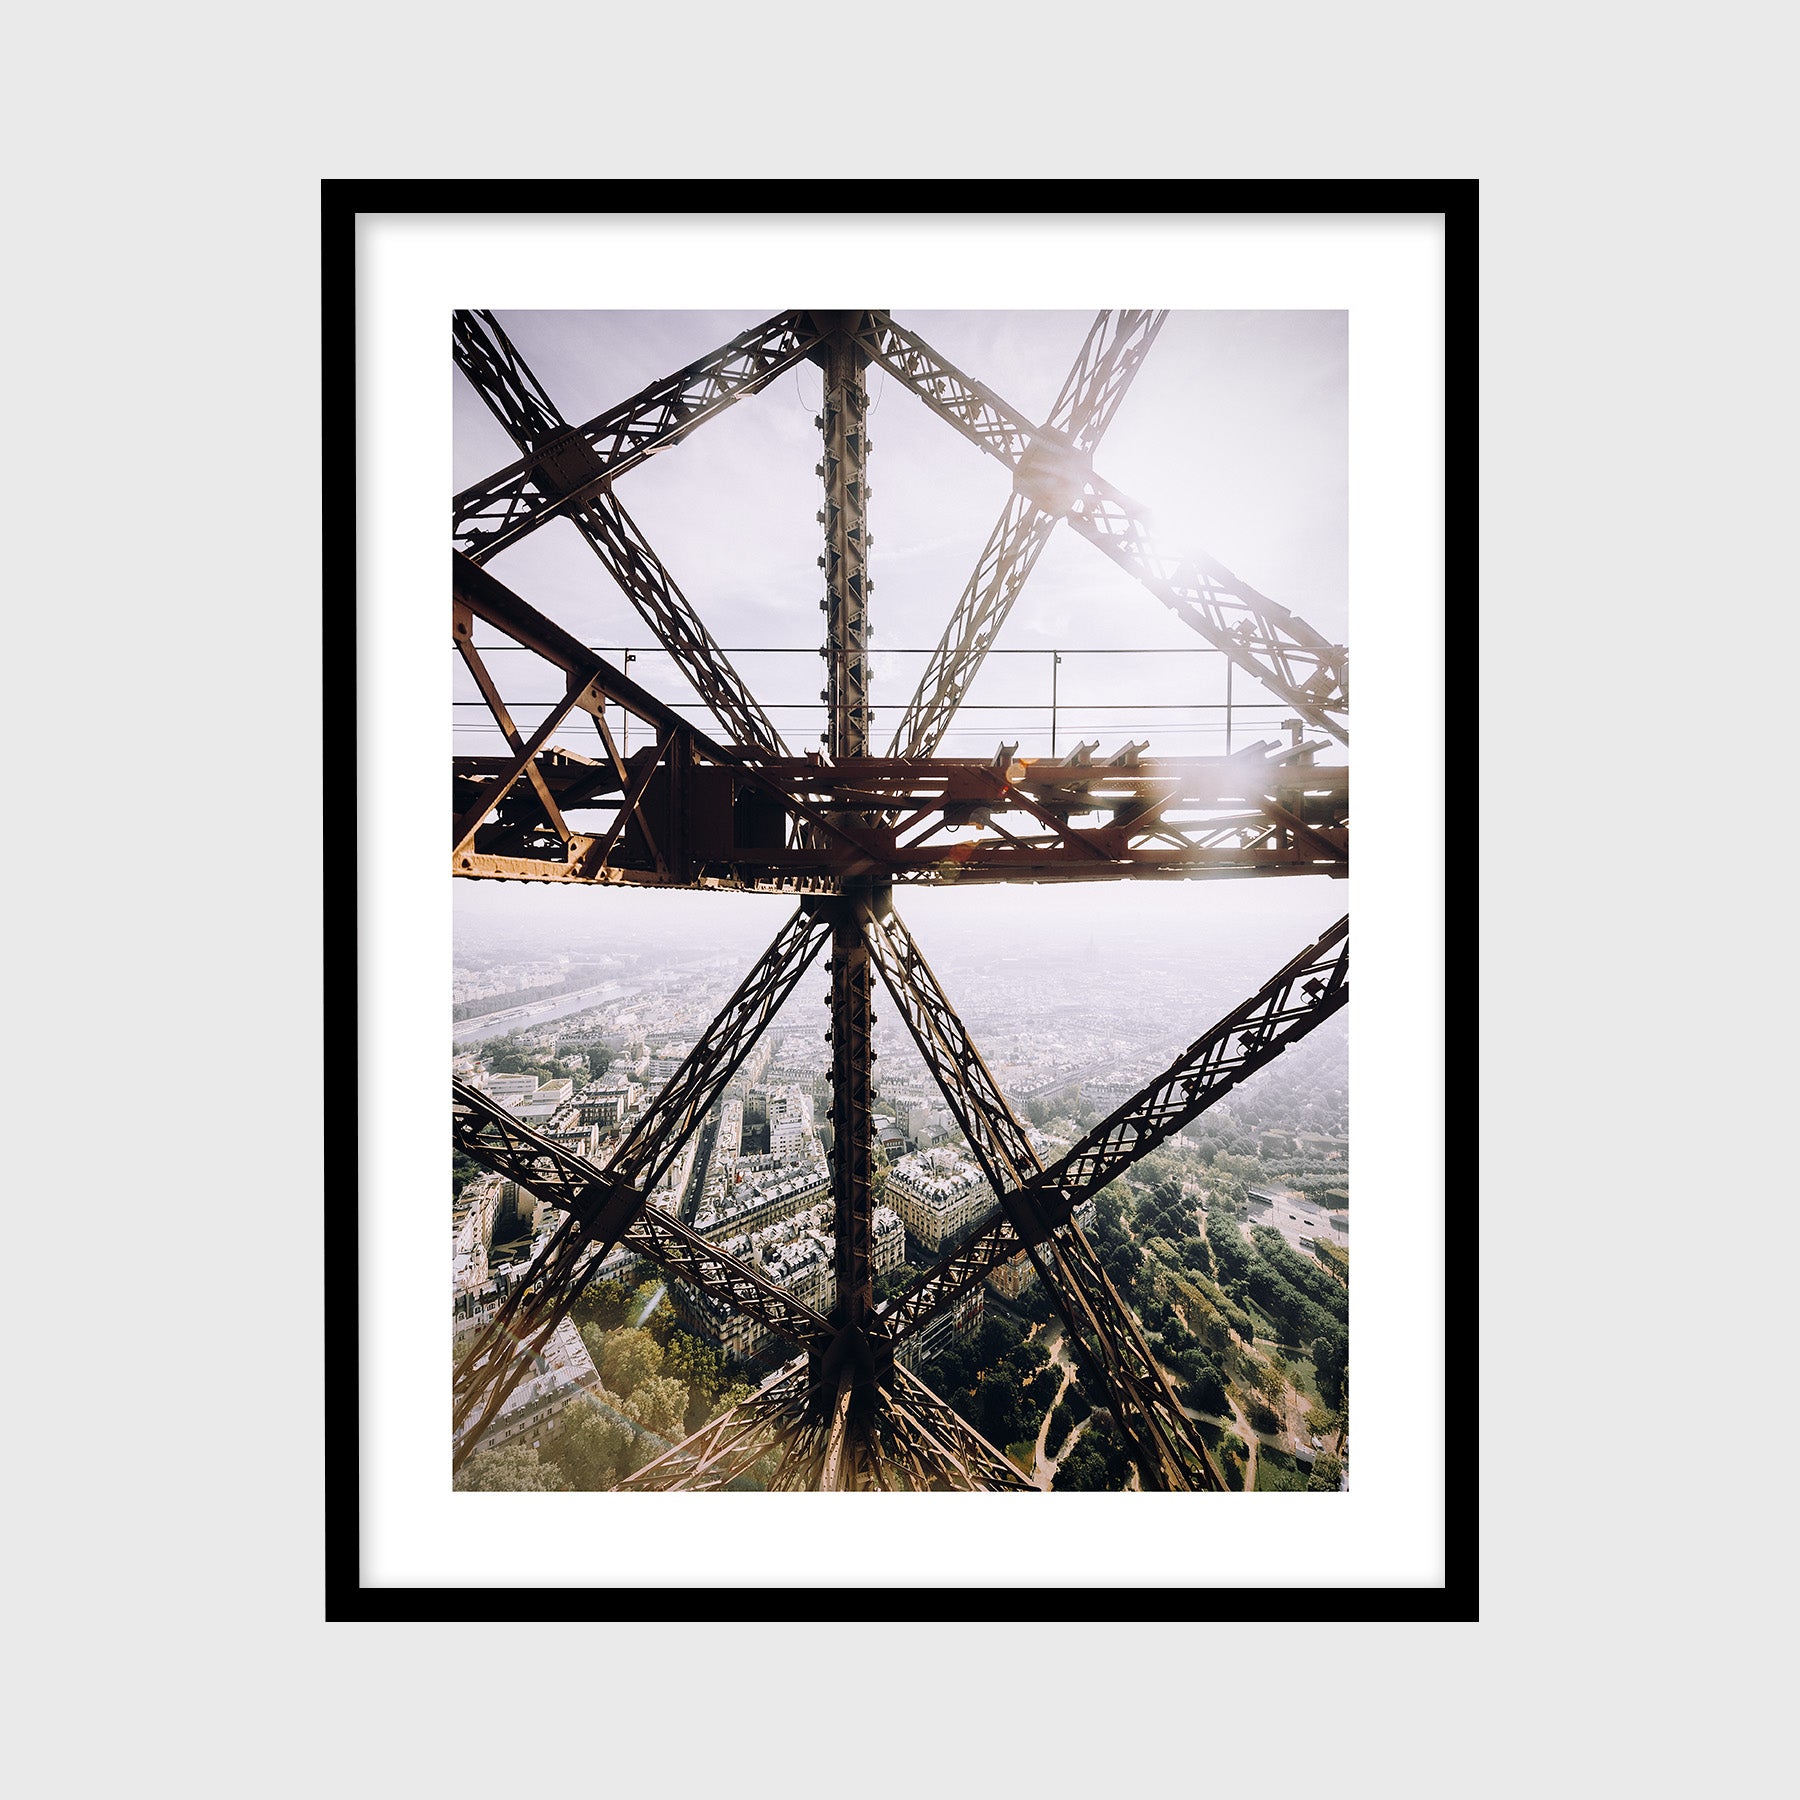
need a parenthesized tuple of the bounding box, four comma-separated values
(450, 308, 1349, 1490)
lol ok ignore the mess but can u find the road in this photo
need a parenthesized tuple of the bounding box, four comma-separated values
(1026, 1319, 1080, 1490)
(452, 980, 626, 1042)
(679, 1112, 720, 1225)
(451, 958, 722, 1043)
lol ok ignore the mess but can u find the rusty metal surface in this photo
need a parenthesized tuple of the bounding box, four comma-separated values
(447, 308, 1355, 1492)
(449, 552, 1346, 891)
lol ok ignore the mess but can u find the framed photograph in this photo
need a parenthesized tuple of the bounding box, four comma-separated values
(327, 181, 1472, 1618)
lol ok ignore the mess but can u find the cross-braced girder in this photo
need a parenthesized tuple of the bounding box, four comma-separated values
(447, 306, 1353, 1493)
(449, 905, 829, 1466)
(453, 310, 786, 757)
(876, 915, 1350, 1345)
(848, 313, 1348, 742)
(453, 310, 823, 560)
(858, 900, 1222, 1489)
(889, 310, 1166, 761)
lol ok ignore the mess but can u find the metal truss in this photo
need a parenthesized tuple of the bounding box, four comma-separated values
(451, 554, 1347, 891)
(859, 900, 1221, 1490)
(452, 550, 880, 887)
(453, 310, 823, 561)
(449, 906, 829, 1464)
(451, 1080, 832, 1402)
(454, 311, 786, 756)
(616, 1357, 1034, 1493)
(889, 311, 1165, 760)
(1027, 914, 1349, 1218)
(878, 914, 1351, 1344)
(816, 312, 874, 760)
(604, 903, 830, 1190)
(447, 307, 1355, 1493)
(848, 313, 1349, 743)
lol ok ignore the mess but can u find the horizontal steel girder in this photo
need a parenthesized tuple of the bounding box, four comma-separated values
(452, 541, 1345, 895)
(454, 741, 1347, 890)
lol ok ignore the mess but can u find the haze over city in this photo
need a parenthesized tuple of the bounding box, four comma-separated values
(450, 308, 1350, 1494)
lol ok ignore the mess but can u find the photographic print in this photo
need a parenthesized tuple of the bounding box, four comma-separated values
(446, 305, 1351, 1496)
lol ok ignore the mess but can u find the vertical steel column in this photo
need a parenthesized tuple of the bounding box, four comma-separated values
(820, 323, 875, 1346)
(821, 327, 871, 757)
(827, 900, 876, 1333)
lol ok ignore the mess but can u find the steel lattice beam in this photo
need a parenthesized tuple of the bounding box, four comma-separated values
(825, 900, 877, 1336)
(882, 916, 1350, 1343)
(449, 905, 829, 1465)
(453, 311, 786, 757)
(858, 901, 1220, 1490)
(890, 311, 1166, 760)
(851, 312, 1348, 743)
(815, 313, 874, 759)
(453, 1081, 833, 1350)
(453, 310, 824, 561)
(446, 307, 1356, 1494)
(603, 903, 830, 1191)
(452, 552, 1345, 890)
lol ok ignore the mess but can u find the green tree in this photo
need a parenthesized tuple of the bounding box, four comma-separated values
(1204, 1428, 1247, 1490)
(1245, 1395, 1283, 1435)
(598, 1326, 664, 1398)
(976, 1370, 1026, 1448)
(1306, 1452, 1344, 1491)
(625, 1277, 665, 1329)
(707, 1381, 752, 1423)
(1182, 1362, 1228, 1416)
(624, 1373, 690, 1439)
(1312, 1334, 1348, 1409)
(1212, 1150, 1264, 1186)
(1052, 1415, 1131, 1491)
(453, 1444, 570, 1491)
(874, 1264, 918, 1305)
(546, 1398, 636, 1489)
(573, 1278, 631, 1334)
(663, 1331, 725, 1418)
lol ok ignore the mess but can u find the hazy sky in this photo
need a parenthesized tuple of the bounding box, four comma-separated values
(453, 308, 1347, 954)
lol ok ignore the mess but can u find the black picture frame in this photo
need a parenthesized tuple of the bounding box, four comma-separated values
(324, 178, 1476, 1622)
